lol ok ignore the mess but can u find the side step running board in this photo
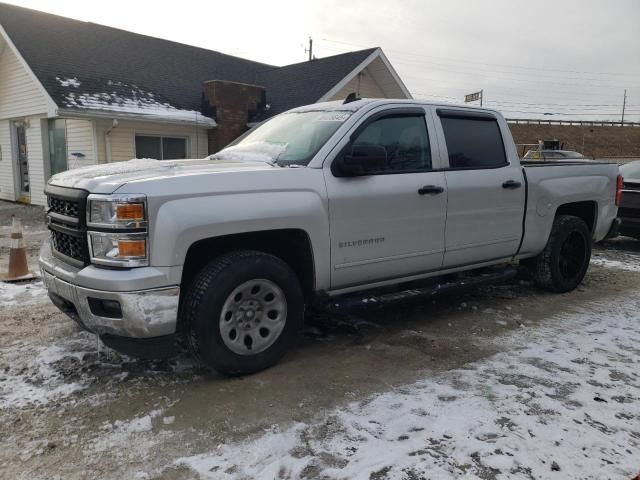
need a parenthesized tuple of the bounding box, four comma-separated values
(323, 266, 518, 312)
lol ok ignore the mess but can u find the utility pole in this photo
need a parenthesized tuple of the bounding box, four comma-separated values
(305, 37, 313, 61)
(621, 89, 627, 126)
(480, 89, 483, 107)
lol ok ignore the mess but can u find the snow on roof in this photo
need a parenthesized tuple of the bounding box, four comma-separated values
(59, 80, 216, 126)
(56, 76, 80, 88)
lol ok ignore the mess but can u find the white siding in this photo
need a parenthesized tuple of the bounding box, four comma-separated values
(0, 38, 52, 204)
(65, 119, 97, 169)
(329, 67, 386, 100)
(26, 117, 46, 206)
(0, 119, 13, 201)
(322, 55, 410, 102)
(0, 116, 46, 205)
(364, 56, 409, 98)
(95, 120, 210, 162)
(0, 39, 49, 119)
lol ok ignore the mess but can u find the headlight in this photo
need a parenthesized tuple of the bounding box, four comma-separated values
(86, 194, 149, 267)
(88, 195, 147, 229)
(89, 232, 148, 267)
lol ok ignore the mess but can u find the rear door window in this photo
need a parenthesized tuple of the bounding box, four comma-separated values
(439, 115, 507, 169)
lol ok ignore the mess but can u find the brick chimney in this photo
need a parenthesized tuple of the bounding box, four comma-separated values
(202, 80, 266, 154)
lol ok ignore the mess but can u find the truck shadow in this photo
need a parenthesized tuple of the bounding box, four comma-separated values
(597, 236, 640, 253)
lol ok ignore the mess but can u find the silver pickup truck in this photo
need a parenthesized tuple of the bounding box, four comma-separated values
(39, 99, 622, 375)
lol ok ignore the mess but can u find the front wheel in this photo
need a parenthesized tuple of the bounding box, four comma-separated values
(523, 215, 592, 293)
(183, 250, 304, 376)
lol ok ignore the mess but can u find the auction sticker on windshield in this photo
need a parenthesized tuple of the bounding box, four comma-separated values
(316, 111, 353, 122)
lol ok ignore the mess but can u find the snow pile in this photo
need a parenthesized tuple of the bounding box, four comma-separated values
(210, 141, 286, 164)
(0, 280, 47, 307)
(591, 256, 640, 272)
(118, 410, 161, 433)
(175, 298, 640, 479)
(0, 339, 94, 409)
(88, 408, 178, 461)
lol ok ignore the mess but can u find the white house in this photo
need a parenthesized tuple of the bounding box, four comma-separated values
(0, 2, 411, 206)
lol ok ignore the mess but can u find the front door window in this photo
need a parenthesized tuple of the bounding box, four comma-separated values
(15, 122, 29, 194)
(48, 118, 68, 176)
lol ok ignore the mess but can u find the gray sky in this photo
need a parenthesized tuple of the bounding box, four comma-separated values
(5, 0, 640, 121)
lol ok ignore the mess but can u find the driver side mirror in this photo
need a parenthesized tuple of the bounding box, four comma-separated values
(333, 144, 387, 177)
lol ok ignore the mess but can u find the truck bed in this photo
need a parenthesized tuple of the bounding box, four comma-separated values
(521, 160, 615, 167)
(518, 160, 619, 257)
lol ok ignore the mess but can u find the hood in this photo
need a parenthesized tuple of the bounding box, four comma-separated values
(48, 158, 275, 193)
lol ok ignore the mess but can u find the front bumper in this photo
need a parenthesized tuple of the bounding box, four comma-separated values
(39, 240, 180, 339)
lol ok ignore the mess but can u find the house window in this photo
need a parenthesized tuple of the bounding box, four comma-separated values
(135, 135, 187, 160)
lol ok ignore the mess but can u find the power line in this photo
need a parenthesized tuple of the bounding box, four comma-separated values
(387, 56, 640, 89)
(412, 95, 640, 116)
(320, 38, 640, 80)
(320, 42, 640, 89)
(317, 38, 640, 120)
(409, 81, 633, 100)
(397, 68, 640, 94)
(320, 41, 639, 101)
(498, 110, 640, 116)
(415, 93, 637, 108)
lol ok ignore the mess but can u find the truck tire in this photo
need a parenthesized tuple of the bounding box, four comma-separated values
(182, 250, 304, 376)
(523, 215, 592, 293)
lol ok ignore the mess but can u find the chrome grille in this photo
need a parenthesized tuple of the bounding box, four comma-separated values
(48, 196, 80, 218)
(51, 230, 86, 260)
(45, 186, 89, 266)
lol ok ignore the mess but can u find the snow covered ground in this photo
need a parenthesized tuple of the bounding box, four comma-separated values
(0, 280, 47, 307)
(174, 296, 640, 479)
(1, 206, 639, 480)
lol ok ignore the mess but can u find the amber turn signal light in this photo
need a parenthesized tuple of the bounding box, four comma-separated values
(116, 203, 145, 221)
(118, 239, 146, 257)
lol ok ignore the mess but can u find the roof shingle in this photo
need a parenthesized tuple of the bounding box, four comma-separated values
(0, 2, 378, 118)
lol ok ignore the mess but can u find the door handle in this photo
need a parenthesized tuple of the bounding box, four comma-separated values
(418, 185, 444, 195)
(502, 180, 522, 189)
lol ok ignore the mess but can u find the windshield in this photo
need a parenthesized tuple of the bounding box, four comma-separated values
(213, 110, 352, 167)
(620, 161, 640, 179)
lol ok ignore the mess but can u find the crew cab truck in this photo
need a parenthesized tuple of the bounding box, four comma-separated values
(39, 99, 621, 376)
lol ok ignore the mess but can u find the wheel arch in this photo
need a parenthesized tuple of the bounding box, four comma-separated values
(555, 200, 598, 234)
(180, 229, 316, 305)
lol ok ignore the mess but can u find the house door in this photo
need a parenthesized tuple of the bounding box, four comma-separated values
(13, 121, 30, 200)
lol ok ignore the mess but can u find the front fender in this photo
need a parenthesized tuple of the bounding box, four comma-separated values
(149, 190, 331, 290)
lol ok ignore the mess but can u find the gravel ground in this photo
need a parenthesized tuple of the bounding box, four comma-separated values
(0, 200, 639, 479)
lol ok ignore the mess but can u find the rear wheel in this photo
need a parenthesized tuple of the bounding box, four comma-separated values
(523, 215, 591, 293)
(183, 250, 304, 376)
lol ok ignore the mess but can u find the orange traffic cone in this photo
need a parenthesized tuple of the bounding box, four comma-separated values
(1, 216, 36, 282)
